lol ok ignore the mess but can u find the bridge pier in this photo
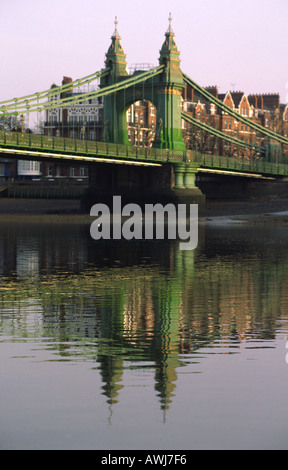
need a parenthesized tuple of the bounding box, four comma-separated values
(82, 161, 205, 212)
(173, 163, 199, 190)
(184, 165, 197, 189)
(172, 162, 205, 206)
(173, 163, 185, 189)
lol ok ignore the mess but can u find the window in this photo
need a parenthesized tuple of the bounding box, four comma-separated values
(50, 113, 57, 124)
(69, 115, 78, 124)
(70, 130, 77, 139)
(32, 162, 40, 172)
(80, 167, 86, 177)
(79, 114, 88, 125)
(90, 109, 99, 123)
(70, 168, 75, 177)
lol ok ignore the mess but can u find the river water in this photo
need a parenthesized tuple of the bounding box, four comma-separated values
(1, 215, 288, 450)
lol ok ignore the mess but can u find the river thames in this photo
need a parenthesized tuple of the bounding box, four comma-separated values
(1, 211, 288, 450)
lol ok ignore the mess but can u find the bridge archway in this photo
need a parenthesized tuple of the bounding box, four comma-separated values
(126, 99, 157, 148)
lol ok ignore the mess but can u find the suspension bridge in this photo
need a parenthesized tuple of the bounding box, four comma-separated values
(0, 15, 288, 201)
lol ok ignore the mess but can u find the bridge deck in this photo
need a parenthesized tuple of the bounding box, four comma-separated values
(0, 131, 287, 177)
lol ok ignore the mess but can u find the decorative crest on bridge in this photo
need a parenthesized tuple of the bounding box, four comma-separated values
(166, 12, 174, 34)
(104, 16, 128, 79)
(113, 16, 120, 38)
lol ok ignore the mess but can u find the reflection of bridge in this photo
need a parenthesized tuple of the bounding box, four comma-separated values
(1, 15, 288, 199)
(1, 221, 287, 413)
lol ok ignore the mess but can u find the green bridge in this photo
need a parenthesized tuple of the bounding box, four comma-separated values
(1, 14, 287, 198)
(0, 130, 287, 178)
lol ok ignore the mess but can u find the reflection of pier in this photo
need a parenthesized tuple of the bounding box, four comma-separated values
(1, 221, 288, 414)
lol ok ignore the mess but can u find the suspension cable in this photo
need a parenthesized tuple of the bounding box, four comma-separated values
(183, 73, 288, 146)
(0, 68, 110, 110)
(182, 112, 263, 152)
(1, 66, 164, 116)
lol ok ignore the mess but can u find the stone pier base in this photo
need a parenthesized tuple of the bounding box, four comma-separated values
(172, 162, 205, 206)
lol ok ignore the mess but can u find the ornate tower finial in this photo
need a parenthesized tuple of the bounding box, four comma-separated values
(167, 12, 174, 34)
(113, 16, 119, 37)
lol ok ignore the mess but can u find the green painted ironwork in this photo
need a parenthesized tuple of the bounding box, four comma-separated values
(0, 69, 109, 112)
(186, 150, 288, 176)
(182, 112, 264, 152)
(183, 73, 288, 146)
(0, 130, 185, 164)
(100, 15, 186, 150)
(0, 130, 287, 177)
(0, 67, 164, 116)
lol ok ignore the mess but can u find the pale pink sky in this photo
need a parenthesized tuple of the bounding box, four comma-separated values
(0, 0, 287, 103)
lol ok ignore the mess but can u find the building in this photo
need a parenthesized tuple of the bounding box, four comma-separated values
(44, 76, 104, 142)
(127, 100, 157, 147)
(182, 83, 288, 159)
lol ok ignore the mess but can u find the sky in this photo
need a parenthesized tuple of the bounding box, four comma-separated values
(0, 0, 287, 104)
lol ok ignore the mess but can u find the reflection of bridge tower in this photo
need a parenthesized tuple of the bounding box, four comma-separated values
(96, 290, 125, 409)
(87, 247, 197, 416)
(153, 246, 196, 414)
(98, 356, 124, 406)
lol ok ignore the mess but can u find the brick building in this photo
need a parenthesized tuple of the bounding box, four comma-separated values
(127, 100, 157, 147)
(182, 83, 288, 158)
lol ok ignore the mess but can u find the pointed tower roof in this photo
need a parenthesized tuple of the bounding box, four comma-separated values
(159, 13, 181, 69)
(158, 13, 183, 84)
(159, 13, 180, 62)
(104, 17, 128, 78)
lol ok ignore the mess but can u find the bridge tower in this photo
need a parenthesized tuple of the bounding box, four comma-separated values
(101, 15, 186, 151)
(100, 17, 130, 145)
(153, 13, 185, 150)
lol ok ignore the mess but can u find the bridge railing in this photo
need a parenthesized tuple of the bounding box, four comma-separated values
(187, 150, 288, 176)
(1, 130, 288, 176)
(0, 130, 188, 163)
